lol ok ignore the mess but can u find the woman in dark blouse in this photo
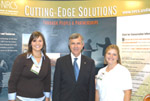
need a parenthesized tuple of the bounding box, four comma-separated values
(8, 31, 51, 101)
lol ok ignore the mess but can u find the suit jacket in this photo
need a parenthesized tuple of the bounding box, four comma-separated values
(52, 54, 95, 101)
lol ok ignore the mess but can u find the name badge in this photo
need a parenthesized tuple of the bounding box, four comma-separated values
(30, 64, 41, 75)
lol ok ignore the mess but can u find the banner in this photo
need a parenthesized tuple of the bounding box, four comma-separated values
(0, 0, 150, 18)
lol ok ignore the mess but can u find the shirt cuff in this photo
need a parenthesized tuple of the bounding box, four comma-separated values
(44, 92, 50, 98)
(8, 92, 16, 100)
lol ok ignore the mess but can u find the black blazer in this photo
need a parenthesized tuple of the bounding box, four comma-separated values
(52, 54, 95, 101)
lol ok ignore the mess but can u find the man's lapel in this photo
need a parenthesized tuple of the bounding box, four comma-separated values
(66, 54, 76, 81)
(78, 55, 87, 81)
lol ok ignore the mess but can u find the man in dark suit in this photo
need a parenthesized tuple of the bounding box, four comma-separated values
(52, 33, 95, 101)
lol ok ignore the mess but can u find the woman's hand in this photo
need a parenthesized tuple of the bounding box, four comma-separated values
(45, 97, 50, 101)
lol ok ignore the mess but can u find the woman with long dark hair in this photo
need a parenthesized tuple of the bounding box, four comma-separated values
(8, 31, 51, 101)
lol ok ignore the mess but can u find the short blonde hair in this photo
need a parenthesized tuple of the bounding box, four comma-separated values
(104, 44, 121, 64)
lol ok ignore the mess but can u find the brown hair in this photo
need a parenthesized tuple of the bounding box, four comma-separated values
(104, 44, 121, 64)
(27, 31, 46, 55)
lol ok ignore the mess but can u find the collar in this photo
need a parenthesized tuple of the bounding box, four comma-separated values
(71, 53, 81, 65)
(26, 52, 45, 60)
(71, 53, 81, 69)
(71, 53, 81, 59)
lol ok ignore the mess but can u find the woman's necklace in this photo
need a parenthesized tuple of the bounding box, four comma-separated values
(33, 54, 42, 58)
(34, 56, 41, 58)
